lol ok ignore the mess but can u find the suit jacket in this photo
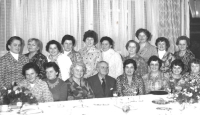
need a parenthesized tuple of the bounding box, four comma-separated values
(87, 74, 116, 98)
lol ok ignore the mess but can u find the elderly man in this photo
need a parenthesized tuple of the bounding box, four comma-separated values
(87, 61, 116, 98)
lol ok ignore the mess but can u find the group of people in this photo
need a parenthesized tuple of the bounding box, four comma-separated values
(0, 28, 199, 103)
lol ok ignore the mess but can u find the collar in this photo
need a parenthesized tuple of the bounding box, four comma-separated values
(10, 51, 19, 60)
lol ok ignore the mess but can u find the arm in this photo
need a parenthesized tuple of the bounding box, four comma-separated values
(137, 77, 145, 95)
(42, 82, 54, 102)
(0, 58, 6, 89)
(114, 53, 123, 78)
(37, 56, 48, 79)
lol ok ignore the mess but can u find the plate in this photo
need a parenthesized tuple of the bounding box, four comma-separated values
(152, 98, 169, 105)
(148, 91, 168, 95)
(156, 107, 172, 111)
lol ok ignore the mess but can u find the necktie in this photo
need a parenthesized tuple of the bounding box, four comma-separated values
(102, 78, 106, 95)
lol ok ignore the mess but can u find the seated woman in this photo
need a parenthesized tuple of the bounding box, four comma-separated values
(44, 62, 68, 101)
(66, 62, 94, 100)
(116, 59, 145, 96)
(165, 59, 185, 93)
(124, 40, 148, 77)
(18, 62, 53, 103)
(25, 38, 48, 79)
(155, 37, 175, 73)
(182, 59, 200, 86)
(142, 56, 169, 94)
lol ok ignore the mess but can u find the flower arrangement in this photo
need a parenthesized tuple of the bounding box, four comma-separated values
(174, 79, 200, 104)
(0, 83, 37, 105)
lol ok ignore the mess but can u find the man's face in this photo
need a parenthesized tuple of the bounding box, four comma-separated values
(98, 62, 109, 76)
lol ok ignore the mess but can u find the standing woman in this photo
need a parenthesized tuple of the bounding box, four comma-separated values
(100, 36, 123, 79)
(79, 30, 102, 78)
(174, 36, 195, 74)
(25, 38, 48, 79)
(45, 62, 68, 101)
(155, 37, 175, 73)
(124, 40, 148, 77)
(46, 40, 72, 81)
(0, 36, 29, 89)
(116, 59, 145, 96)
(136, 28, 157, 62)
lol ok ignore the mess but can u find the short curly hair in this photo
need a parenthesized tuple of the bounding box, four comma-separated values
(46, 40, 62, 53)
(100, 36, 114, 48)
(176, 36, 190, 47)
(61, 35, 76, 46)
(6, 36, 23, 51)
(69, 62, 87, 78)
(135, 28, 152, 41)
(188, 58, 200, 72)
(28, 38, 42, 52)
(83, 30, 98, 45)
(44, 62, 60, 77)
(125, 40, 140, 53)
(22, 62, 40, 78)
(170, 59, 184, 72)
(123, 59, 137, 71)
(155, 37, 170, 51)
(147, 55, 163, 69)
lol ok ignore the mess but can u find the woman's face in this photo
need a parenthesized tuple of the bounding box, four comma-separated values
(101, 40, 111, 52)
(8, 39, 21, 54)
(49, 44, 59, 56)
(138, 32, 148, 43)
(191, 63, 200, 74)
(73, 65, 84, 79)
(178, 40, 187, 51)
(125, 63, 135, 76)
(85, 37, 95, 47)
(157, 41, 166, 51)
(27, 40, 39, 53)
(172, 65, 182, 75)
(127, 42, 137, 55)
(63, 40, 73, 52)
(149, 61, 160, 72)
(46, 67, 58, 80)
(25, 68, 37, 84)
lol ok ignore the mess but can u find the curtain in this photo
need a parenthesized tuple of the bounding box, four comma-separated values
(0, 0, 189, 57)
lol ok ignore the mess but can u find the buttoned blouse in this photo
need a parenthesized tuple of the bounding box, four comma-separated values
(19, 78, 54, 103)
(79, 46, 102, 78)
(0, 52, 29, 89)
(124, 54, 148, 77)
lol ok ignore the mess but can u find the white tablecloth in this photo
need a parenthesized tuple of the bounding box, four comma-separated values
(1, 95, 200, 115)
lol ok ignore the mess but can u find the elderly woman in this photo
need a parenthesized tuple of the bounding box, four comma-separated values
(61, 35, 83, 63)
(142, 56, 169, 94)
(46, 40, 72, 81)
(116, 59, 145, 96)
(165, 59, 185, 93)
(25, 38, 48, 79)
(155, 37, 175, 73)
(65, 62, 94, 100)
(135, 28, 157, 62)
(79, 30, 102, 78)
(45, 62, 68, 101)
(18, 62, 53, 102)
(100, 36, 123, 79)
(124, 40, 148, 77)
(0, 36, 29, 89)
(182, 59, 200, 86)
(174, 36, 195, 74)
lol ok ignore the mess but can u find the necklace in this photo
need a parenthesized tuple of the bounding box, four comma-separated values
(47, 78, 59, 89)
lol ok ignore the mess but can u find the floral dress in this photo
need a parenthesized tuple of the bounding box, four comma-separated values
(142, 72, 169, 93)
(159, 52, 175, 73)
(124, 54, 148, 77)
(116, 74, 145, 96)
(65, 77, 94, 100)
(182, 72, 200, 87)
(79, 46, 102, 78)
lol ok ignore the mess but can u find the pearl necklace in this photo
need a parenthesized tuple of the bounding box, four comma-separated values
(47, 78, 59, 89)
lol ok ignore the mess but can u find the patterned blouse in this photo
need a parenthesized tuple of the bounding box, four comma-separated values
(124, 54, 148, 77)
(174, 50, 195, 74)
(159, 51, 175, 73)
(79, 46, 102, 78)
(18, 78, 54, 103)
(25, 51, 48, 79)
(182, 72, 200, 87)
(66, 49, 83, 63)
(116, 74, 145, 96)
(138, 42, 158, 62)
(142, 72, 169, 93)
(0, 52, 29, 89)
(65, 77, 94, 100)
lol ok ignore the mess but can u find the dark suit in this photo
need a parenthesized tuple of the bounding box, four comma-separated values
(87, 74, 116, 98)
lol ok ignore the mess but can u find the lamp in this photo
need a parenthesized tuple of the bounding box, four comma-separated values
(189, 0, 200, 18)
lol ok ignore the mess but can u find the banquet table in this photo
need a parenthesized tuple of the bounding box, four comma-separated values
(1, 94, 200, 115)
